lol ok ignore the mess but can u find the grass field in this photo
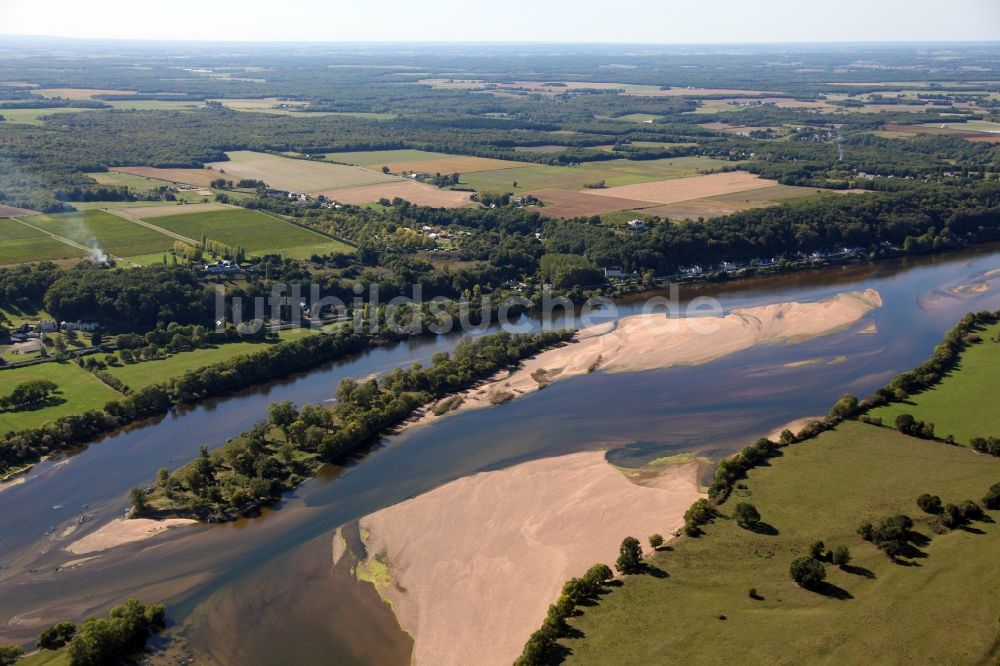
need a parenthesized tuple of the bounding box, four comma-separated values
(869, 321, 1000, 444)
(459, 156, 732, 193)
(87, 170, 181, 191)
(0, 107, 98, 125)
(0, 361, 123, 432)
(100, 328, 314, 391)
(20, 210, 176, 258)
(35, 88, 136, 99)
(561, 421, 1000, 664)
(0, 219, 85, 265)
(143, 208, 354, 257)
(111, 166, 218, 188)
(17, 648, 69, 666)
(324, 148, 522, 174)
(206, 150, 398, 192)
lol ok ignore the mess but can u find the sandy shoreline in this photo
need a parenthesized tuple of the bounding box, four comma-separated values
(65, 518, 197, 555)
(357, 451, 704, 666)
(412, 288, 882, 429)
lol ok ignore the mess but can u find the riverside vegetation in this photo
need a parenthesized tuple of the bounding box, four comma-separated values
(515, 308, 1000, 665)
(130, 330, 571, 521)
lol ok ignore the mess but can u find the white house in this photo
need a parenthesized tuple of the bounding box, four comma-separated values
(604, 266, 628, 279)
(626, 219, 647, 232)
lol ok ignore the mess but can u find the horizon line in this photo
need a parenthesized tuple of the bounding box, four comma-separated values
(2, 34, 1000, 47)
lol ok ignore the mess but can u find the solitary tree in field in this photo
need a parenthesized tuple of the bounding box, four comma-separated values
(808, 540, 826, 560)
(615, 536, 642, 574)
(789, 556, 826, 590)
(733, 502, 761, 530)
(649, 533, 664, 550)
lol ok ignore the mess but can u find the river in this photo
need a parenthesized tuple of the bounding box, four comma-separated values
(1, 246, 999, 662)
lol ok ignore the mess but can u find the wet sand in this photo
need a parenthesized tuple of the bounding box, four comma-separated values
(357, 451, 704, 666)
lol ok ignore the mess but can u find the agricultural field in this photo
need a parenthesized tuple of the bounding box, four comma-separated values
(0, 107, 98, 125)
(0, 361, 123, 432)
(0, 205, 39, 218)
(205, 150, 399, 192)
(529, 189, 655, 218)
(640, 184, 836, 220)
(561, 421, 1000, 664)
(418, 79, 774, 98)
(34, 87, 137, 99)
(586, 171, 777, 205)
(314, 180, 472, 208)
(0, 218, 85, 265)
(142, 207, 355, 257)
(87, 170, 175, 191)
(116, 203, 230, 219)
(460, 156, 731, 193)
(324, 148, 523, 174)
(99, 328, 314, 392)
(111, 166, 219, 188)
(19, 210, 176, 260)
(512, 145, 570, 154)
(869, 321, 1000, 445)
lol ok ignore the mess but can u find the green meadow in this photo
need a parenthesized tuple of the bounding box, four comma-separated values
(324, 148, 446, 166)
(562, 421, 1000, 664)
(0, 362, 123, 432)
(0, 219, 84, 265)
(870, 321, 1000, 444)
(100, 328, 314, 391)
(458, 156, 731, 192)
(142, 208, 354, 258)
(20, 210, 175, 258)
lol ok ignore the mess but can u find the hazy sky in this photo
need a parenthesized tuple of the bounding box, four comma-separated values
(2, 0, 999, 43)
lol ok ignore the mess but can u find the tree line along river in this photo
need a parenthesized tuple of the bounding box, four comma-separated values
(1, 245, 999, 662)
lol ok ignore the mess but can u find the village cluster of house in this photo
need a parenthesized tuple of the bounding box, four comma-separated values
(200, 259, 246, 275)
(8, 320, 100, 343)
(604, 247, 869, 283)
(286, 191, 344, 210)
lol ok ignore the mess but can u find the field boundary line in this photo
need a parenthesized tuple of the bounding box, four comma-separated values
(103, 207, 199, 246)
(11, 216, 124, 261)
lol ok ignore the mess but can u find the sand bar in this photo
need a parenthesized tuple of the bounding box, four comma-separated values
(416, 289, 882, 427)
(358, 451, 703, 666)
(65, 518, 196, 555)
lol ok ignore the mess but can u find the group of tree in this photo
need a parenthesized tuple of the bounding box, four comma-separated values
(137, 330, 572, 520)
(893, 413, 935, 439)
(858, 309, 1000, 413)
(970, 436, 1000, 456)
(916, 492, 986, 530)
(514, 563, 614, 666)
(0, 379, 58, 412)
(857, 514, 916, 560)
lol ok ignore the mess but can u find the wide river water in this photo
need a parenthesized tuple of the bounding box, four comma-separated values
(1, 247, 1000, 662)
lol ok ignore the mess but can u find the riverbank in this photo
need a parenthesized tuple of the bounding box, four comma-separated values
(414, 289, 882, 428)
(356, 451, 705, 666)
